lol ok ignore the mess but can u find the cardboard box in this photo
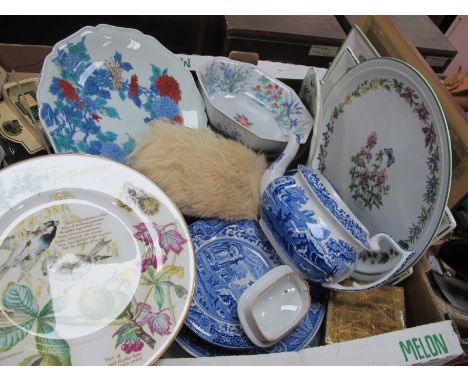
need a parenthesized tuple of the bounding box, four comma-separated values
(0, 42, 464, 366)
(157, 256, 464, 365)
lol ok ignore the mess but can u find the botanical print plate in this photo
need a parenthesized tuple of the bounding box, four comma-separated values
(0, 154, 195, 365)
(197, 58, 313, 152)
(184, 219, 326, 351)
(37, 24, 207, 164)
(310, 58, 451, 279)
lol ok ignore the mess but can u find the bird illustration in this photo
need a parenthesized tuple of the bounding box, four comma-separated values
(42, 238, 113, 277)
(0, 220, 59, 279)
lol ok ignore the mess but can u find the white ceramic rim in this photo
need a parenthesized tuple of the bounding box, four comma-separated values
(196, 57, 313, 145)
(251, 271, 310, 342)
(352, 25, 381, 57)
(314, 57, 451, 279)
(0, 153, 196, 365)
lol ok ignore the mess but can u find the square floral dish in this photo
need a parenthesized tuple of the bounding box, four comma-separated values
(197, 58, 314, 152)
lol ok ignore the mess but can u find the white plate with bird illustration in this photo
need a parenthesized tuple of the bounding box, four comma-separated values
(310, 58, 451, 280)
(0, 154, 195, 365)
(38, 24, 207, 164)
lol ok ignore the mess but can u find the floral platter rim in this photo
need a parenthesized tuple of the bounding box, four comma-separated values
(0, 153, 196, 366)
(184, 218, 326, 352)
(196, 57, 313, 144)
(311, 57, 451, 279)
(37, 23, 207, 164)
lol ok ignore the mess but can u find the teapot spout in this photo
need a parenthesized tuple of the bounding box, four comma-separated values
(259, 133, 301, 195)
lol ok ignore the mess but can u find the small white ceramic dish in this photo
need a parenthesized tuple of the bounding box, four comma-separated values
(237, 265, 310, 347)
(196, 58, 314, 152)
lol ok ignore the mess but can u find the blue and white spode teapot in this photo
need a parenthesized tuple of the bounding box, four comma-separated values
(259, 134, 415, 291)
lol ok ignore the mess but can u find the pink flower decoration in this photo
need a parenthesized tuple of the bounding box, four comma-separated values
(148, 311, 172, 336)
(133, 222, 160, 245)
(360, 169, 370, 185)
(132, 303, 153, 326)
(159, 227, 187, 255)
(425, 128, 436, 147)
(403, 87, 414, 102)
(234, 113, 253, 127)
(415, 102, 429, 121)
(366, 131, 378, 148)
(134, 222, 186, 256)
(377, 169, 388, 186)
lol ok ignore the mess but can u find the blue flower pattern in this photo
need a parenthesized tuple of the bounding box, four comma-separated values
(177, 285, 326, 354)
(40, 36, 182, 164)
(298, 165, 370, 248)
(185, 219, 325, 350)
(261, 175, 357, 285)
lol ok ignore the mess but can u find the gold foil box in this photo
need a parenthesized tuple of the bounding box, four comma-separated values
(325, 285, 406, 344)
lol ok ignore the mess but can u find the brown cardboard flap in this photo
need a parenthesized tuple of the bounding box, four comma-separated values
(228, 51, 259, 65)
(400, 251, 445, 327)
(0, 44, 52, 73)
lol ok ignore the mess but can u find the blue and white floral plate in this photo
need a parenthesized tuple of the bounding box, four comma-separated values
(37, 24, 207, 164)
(197, 58, 314, 152)
(309, 58, 451, 281)
(175, 321, 323, 358)
(184, 219, 326, 351)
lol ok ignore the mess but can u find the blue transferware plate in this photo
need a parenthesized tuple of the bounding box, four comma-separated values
(176, 326, 240, 358)
(38, 24, 207, 164)
(185, 218, 326, 351)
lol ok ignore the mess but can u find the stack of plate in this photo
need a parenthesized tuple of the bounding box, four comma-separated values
(176, 219, 327, 357)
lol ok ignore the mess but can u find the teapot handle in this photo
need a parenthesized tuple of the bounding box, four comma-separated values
(259, 133, 301, 195)
(325, 233, 415, 291)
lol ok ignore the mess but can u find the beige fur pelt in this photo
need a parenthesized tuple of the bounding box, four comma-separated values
(129, 120, 267, 220)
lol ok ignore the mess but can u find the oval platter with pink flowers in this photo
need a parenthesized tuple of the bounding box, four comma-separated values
(0, 154, 195, 365)
(310, 58, 451, 281)
(37, 24, 207, 164)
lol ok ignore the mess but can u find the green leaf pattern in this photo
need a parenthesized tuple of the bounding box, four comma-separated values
(3, 284, 39, 317)
(0, 284, 72, 365)
(0, 319, 35, 351)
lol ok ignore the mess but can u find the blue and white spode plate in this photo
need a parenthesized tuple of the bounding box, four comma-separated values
(38, 24, 207, 164)
(185, 219, 326, 351)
